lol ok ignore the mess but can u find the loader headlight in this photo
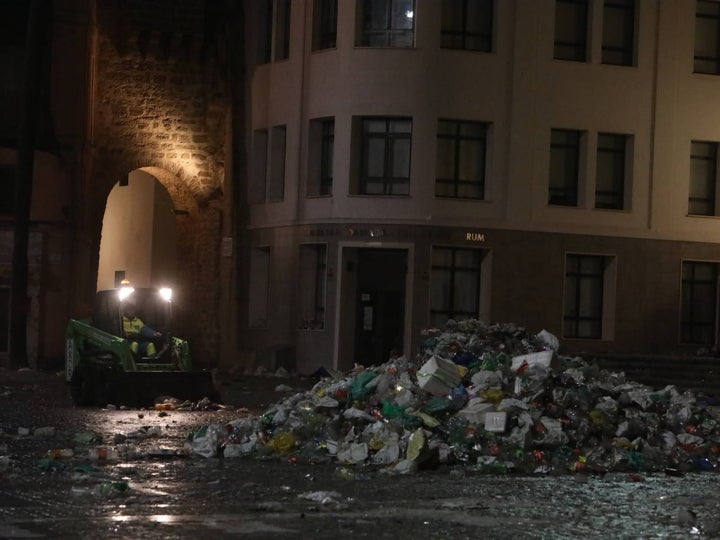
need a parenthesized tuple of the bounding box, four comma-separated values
(159, 288, 173, 302)
(118, 286, 135, 301)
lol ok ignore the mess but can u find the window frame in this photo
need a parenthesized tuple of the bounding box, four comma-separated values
(563, 253, 608, 340)
(250, 129, 268, 204)
(356, 0, 416, 48)
(313, 0, 338, 50)
(267, 125, 287, 202)
(695, 0, 720, 75)
(257, 0, 273, 65)
(429, 246, 482, 327)
(358, 116, 412, 196)
(553, 0, 589, 62)
(601, 0, 636, 66)
(689, 140, 719, 217)
(681, 260, 718, 345)
(308, 117, 335, 197)
(549, 128, 583, 207)
(595, 132, 628, 210)
(440, 0, 494, 52)
(435, 119, 488, 200)
(273, 0, 292, 61)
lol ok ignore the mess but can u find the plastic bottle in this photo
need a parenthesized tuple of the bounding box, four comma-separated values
(88, 447, 119, 461)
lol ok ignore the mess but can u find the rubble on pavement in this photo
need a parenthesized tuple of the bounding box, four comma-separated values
(188, 319, 720, 476)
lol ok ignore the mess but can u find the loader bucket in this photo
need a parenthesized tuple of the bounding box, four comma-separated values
(114, 370, 221, 408)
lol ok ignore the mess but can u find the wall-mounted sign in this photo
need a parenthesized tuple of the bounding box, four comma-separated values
(465, 232, 485, 242)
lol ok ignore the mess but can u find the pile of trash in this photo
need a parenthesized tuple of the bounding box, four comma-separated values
(189, 319, 720, 475)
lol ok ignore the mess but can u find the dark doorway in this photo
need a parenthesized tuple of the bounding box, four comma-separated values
(354, 249, 407, 366)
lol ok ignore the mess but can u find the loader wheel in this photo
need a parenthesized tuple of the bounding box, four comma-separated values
(69, 367, 95, 406)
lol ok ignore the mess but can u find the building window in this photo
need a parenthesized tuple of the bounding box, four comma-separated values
(595, 133, 628, 210)
(0, 287, 8, 353)
(602, 0, 635, 66)
(249, 247, 271, 329)
(274, 0, 291, 61)
(563, 254, 607, 339)
(695, 0, 720, 74)
(549, 129, 582, 207)
(554, 0, 588, 61)
(436, 119, 488, 200)
(430, 247, 482, 327)
(356, 0, 415, 48)
(440, 0, 493, 52)
(358, 117, 412, 195)
(267, 125, 287, 202)
(681, 261, 718, 344)
(308, 118, 334, 196)
(313, 0, 338, 50)
(250, 129, 268, 204)
(0, 166, 15, 215)
(299, 244, 327, 330)
(689, 140, 718, 216)
(257, 0, 273, 65)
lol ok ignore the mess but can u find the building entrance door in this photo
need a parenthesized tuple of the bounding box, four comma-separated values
(353, 248, 407, 366)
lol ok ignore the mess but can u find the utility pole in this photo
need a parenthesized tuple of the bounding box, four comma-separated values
(10, 0, 51, 368)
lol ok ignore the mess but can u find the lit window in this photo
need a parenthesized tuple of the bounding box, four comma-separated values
(357, 0, 415, 48)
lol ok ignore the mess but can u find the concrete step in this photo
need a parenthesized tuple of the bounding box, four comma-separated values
(587, 354, 720, 397)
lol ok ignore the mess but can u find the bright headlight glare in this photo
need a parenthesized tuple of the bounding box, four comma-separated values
(159, 287, 173, 302)
(118, 286, 135, 301)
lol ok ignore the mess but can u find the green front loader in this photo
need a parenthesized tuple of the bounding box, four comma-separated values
(65, 286, 220, 407)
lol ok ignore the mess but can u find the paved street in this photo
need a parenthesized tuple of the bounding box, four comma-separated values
(1, 367, 720, 539)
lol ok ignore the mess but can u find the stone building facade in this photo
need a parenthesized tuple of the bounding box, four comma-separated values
(0, 0, 243, 369)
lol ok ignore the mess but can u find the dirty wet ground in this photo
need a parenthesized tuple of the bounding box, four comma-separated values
(1, 368, 720, 539)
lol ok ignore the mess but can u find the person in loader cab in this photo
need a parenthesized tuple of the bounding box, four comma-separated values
(122, 302, 162, 357)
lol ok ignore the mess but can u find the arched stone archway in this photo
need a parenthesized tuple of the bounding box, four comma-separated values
(89, 166, 222, 367)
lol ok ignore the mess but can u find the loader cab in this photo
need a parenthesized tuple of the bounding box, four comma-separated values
(93, 287, 173, 352)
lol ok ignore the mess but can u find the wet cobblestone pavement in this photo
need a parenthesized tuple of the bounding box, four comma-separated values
(2, 367, 720, 539)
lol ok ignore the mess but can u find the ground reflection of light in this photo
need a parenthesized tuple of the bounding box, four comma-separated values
(151, 515, 179, 524)
(110, 516, 132, 522)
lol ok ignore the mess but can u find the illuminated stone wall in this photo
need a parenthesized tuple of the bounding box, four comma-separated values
(84, 0, 233, 366)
